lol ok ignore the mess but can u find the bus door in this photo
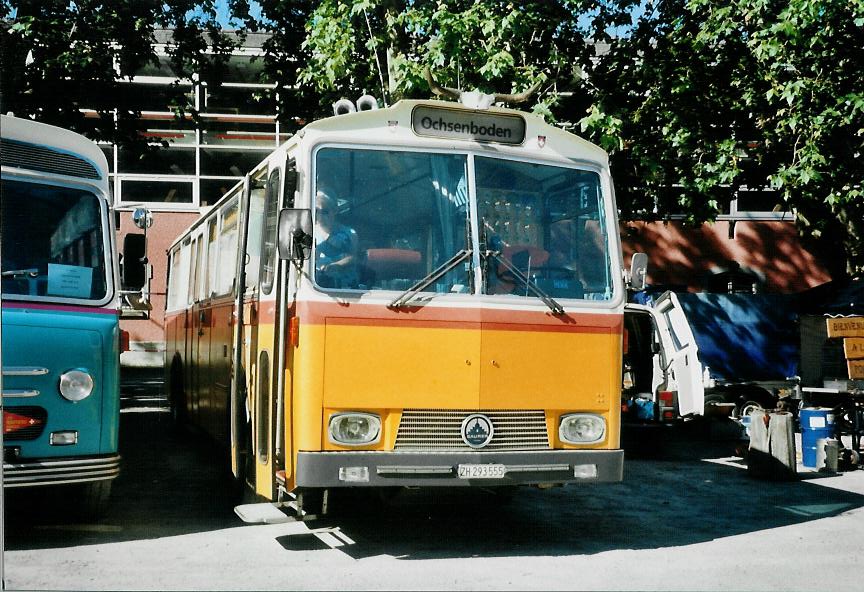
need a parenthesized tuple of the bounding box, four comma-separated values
(249, 163, 290, 498)
(227, 173, 259, 484)
(195, 220, 219, 426)
(210, 199, 240, 443)
(174, 237, 193, 418)
(187, 235, 203, 418)
(233, 172, 265, 485)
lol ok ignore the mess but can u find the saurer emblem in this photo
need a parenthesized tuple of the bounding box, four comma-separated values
(461, 414, 494, 448)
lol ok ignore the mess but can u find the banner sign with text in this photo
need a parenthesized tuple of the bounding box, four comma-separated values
(826, 316, 864, 338)
(412, 106, 526, 145)
(848, 359, 864, 380)
(843, 337, 864, 360)
(826, 317, 864, 379)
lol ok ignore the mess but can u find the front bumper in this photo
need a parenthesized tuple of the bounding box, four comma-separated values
(297, 449, 623, 488)
(2, 454, 120, 488)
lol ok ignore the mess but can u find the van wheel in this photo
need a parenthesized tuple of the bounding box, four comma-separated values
(736, 400, 765, 419)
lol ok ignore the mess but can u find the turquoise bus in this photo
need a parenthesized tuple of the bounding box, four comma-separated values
(1, 114, 121, 515)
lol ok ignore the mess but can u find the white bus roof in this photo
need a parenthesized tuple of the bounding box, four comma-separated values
(1, 114, 109, 181)
(302, 99, 609, 165)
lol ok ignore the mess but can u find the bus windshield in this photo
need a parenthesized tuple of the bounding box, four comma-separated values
(1, 179, 109, 302)
(313, 147, 612, 300)
(314, 147, 471, 293)
(475, 156, 612, 301)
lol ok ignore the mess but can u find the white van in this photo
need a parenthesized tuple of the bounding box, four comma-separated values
(623, 292, 706, 423)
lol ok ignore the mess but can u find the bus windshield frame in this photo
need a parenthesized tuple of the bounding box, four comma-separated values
(310, 144, 615, 303)
(0, 177, 114, 307)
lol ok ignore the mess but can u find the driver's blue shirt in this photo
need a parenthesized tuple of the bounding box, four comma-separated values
(315, 224, 358, 288)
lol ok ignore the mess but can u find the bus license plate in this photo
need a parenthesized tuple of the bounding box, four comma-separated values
(457, 464, 506, 479)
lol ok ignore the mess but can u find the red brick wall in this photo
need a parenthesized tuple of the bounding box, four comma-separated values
(621, 220, 832, 293)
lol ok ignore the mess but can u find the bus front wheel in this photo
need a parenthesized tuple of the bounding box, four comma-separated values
(74, 480, 112, 521)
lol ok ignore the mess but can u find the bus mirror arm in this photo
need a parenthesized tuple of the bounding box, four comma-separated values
(292, 229, 313, 262)
(277, 208, 313, 261)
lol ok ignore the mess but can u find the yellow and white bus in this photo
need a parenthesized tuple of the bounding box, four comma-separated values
(164, 95, 634, 514)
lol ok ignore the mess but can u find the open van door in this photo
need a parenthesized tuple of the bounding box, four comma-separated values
(653, 292, 705, 416)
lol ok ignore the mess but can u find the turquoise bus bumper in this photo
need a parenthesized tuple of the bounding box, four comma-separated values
(2, 454, 120, 488)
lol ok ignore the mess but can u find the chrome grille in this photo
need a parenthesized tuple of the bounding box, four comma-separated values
(395, 409, 550, 451)
(1, 139, 101, 179)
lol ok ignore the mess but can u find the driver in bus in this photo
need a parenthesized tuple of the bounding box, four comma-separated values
(314, 190, 359, 288)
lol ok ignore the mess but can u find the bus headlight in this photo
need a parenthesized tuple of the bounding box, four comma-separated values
(328, 413, 381, 446)
(59, 370, 94, 402)
(559, 414, 605, 444)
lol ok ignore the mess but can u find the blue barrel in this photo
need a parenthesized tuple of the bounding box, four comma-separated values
(800, 408, 836, 468)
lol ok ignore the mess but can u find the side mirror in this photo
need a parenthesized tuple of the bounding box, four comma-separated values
(277, 208, 313, 261)
(122, 233, 147, 290)
(132, 207, 153, 230)
(629, 252, 648, 291)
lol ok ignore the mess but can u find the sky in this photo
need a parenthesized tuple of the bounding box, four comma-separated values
(209, 1, 643, 35)
(6, 1, 641, 36)
(211, 0, 265, 28)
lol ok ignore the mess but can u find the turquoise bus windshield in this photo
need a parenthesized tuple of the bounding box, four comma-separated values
(312, 147, 613, 300)
(1, 179, 109, 302)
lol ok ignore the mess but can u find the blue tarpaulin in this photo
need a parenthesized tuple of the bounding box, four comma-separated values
(674, 293, 800, 382)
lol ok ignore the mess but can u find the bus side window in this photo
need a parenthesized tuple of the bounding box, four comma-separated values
(167, 244, 189, 310)
(260, 163, 288, 295)
(196, 234, 207, 302)
(188, 238, 199, 306)
(216, 200, 239, 295)
(205, 220, 218, 299)
(245, 170, 268, 290)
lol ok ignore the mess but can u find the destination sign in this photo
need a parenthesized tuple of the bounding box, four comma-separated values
(848, 359, 864, 380)
(826, 316, 864, 338)
(844, 338, 864, 360)
(412, 105, 526, 145)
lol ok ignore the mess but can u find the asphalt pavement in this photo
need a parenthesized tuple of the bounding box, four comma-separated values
(3, 369, 864, 591)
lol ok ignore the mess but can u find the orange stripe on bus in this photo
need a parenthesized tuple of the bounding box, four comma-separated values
(296, 300, 622, 334)
(166, 300, 623, 334)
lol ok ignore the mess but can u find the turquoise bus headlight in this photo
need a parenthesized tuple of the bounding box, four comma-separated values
(559, 413, 606, 444)
(59, 370, 94, 402)
(328, 413, 381, 446)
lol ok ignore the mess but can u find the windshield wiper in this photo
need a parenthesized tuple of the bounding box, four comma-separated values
(388, 248, 472, 309)
(478, 222, 564, 315)
(1, 268, 39, 278)
(486, 250, 565, 315)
